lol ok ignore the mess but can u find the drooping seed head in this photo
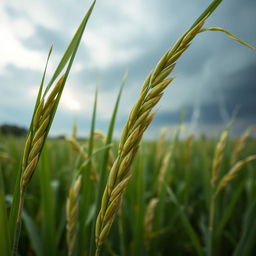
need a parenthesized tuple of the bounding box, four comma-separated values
(216, 155, 256, 194)
(211, 129, 228, 187)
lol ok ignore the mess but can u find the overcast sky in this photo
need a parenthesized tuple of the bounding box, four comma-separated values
(0, 0, 255, 138)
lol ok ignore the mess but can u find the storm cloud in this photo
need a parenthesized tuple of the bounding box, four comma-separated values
(0, 0, 255, 137)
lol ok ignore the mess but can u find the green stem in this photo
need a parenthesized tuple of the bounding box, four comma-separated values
(118, 209, 126, 256)
(190, 0, 222, 29)
(95, 247, 101, 256)
(208, 195, 216, 256)
(11, 190, 25, 256)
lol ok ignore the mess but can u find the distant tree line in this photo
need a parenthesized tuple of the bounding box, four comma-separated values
(0, 124, 28, 137)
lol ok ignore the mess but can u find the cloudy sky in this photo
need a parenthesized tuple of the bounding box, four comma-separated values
(0, 0, 255, 138)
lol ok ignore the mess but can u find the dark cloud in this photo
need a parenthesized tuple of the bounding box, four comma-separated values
(152, 60, 256, 130)
(223, 61, 256, 121)
(1, 0, 255, 136)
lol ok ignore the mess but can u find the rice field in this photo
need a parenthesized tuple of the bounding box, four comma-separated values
(1, 128, 256, 256)
(0, 0, 256, 255)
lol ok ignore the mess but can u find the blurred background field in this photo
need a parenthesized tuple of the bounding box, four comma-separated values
(1, 124, 256, 255)
(1, 0, 256, 138)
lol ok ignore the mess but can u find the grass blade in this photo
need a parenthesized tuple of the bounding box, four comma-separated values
(78, 86, 98, 255)
(165, 184, 203, 256)
(22, 210, 43, 256)
(39, 146, 56, 256)
(43, 0, 96, 96)
(233, 198, 256, 256)
(199, 27, 256, 51)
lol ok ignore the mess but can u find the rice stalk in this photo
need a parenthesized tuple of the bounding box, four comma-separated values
(156, 128, 168, 164)
(95, 18, 207, 256)
(157, 151, 172, 195)
(12, 75, 65, 256)
(9, 2, 96, 254)
(65, 136, 88, 160)
(216, 155, 256, 195)
(144, 198, 159, 250)
(208, 129, 228, 256)
(208, 153, 256, 255)
(18, 76, 65, 221)
(66, 175, 82, 256)
(211, 129, 228, 187)
(230, 127, 254, 166)
(88, 73, 127, 256)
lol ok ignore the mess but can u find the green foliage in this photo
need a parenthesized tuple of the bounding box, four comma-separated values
(1, 131, 256, 255)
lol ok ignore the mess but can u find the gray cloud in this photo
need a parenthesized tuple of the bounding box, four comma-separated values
(152, 60, 256, 130)
(21, 24, 67, 53)
(0, 0, 255, 137)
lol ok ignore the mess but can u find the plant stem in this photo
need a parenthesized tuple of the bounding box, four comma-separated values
(191, 0, 222, 29)
(208, 195, 216, 256)
(118, 208, 126, 256)
(11, 190, 25, 256)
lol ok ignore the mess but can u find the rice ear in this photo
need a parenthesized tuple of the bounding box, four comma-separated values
(216, 155, 256, 194)
(95, 13, 206, 253)
(211, 130, 228, 187)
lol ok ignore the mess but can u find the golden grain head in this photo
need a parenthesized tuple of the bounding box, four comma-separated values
(216, 155, 256, 194)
